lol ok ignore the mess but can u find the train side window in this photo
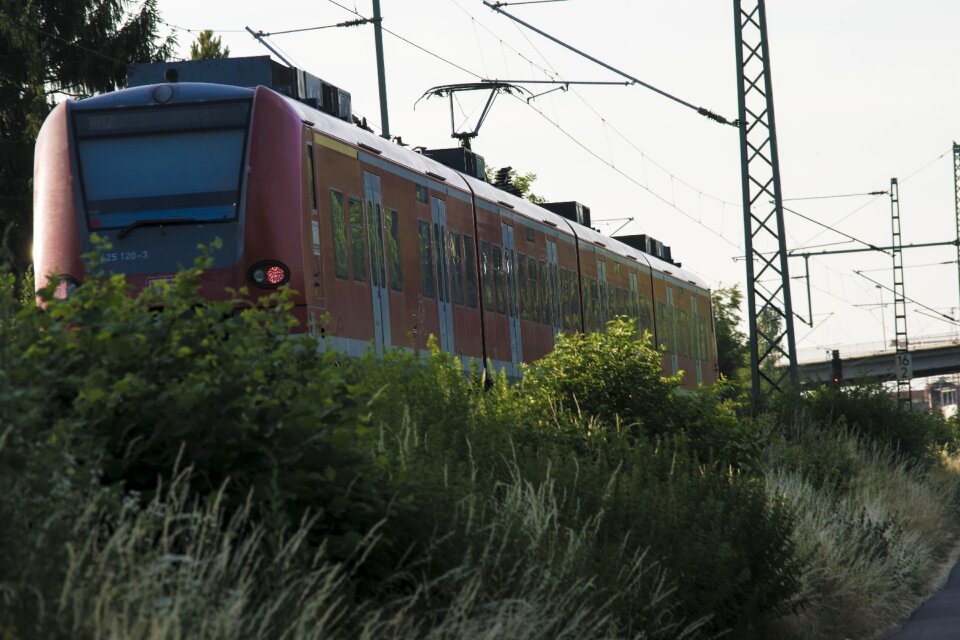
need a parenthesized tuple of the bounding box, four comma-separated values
(386, 208, 403, 291)
(416, 184, 428, 204)
(597, 261, 607, 328)
(590, 278, 600, 332)
(701, 315, 710, 362)
(418, 219, 435, 298)
(559, 268, 570, 330)
(493, 244, 506, 314)
(640, 296, 654, 338)
(450, 231, 464, 305)
(433, 221, 448, 304)
(330, 190, 349, 279)
(349, 197, 366, 282)
(572, 274, 582, 331)
(680, 310, 690, 357)
(581, 276, 589, 330)
(538, 260, 547, 325)
(505, 248, 518, 317)
(517, 251, 530, 320)
(481, 241, 494, 311)
(463, 235, 478, 308)
(676, 309, 685, 356)
(568, 269, 578, 330)
(655, 302, 666, 349)
(582, 276, 590, 330)
(696, 314, 704, 361)
(657, 300, 676, 353)
(306, 144, 318, 211)
(527, 256, 538, 323)
(367, 202, 384, 289)
(549, 261, 559, 329)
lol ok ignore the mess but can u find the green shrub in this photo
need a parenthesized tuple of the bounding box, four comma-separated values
(2, 254, 391, 569)
(517, 318, 680, 435)
(786, 385, 959, 463)
(0, 260, 807, 638)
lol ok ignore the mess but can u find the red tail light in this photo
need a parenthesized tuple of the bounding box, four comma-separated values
(248, 261, 290, 289)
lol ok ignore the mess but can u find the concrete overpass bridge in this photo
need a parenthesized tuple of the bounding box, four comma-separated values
(796, 333, 960, 385)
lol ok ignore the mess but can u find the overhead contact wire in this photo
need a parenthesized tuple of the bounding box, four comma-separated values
(483, 1, 736, 126)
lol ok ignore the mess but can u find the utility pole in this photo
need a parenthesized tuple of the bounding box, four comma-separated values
(890, 178, 911, 408)
(372, 0, 390, 139)
(733, 0, 798, 403)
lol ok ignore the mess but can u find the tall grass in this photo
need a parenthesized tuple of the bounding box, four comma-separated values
(765, 424, 960, 640)
(2, 456, 707, 640)
(4, 261, 960, 639)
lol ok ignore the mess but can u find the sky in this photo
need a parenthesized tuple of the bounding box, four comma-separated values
(152, 0, 960, 364)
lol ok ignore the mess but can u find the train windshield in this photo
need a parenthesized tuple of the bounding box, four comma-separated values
(73, 100, 252, 230)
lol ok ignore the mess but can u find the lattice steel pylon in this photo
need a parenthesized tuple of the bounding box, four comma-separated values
(953, 143, 960, 317)
(890, 178, 910, 408)
(734, 0, 798, 402)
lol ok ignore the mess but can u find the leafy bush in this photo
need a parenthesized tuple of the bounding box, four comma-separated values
(1, 255, 392, 570)
(517, 319, 680, 435)
(783, 385, 960, 463)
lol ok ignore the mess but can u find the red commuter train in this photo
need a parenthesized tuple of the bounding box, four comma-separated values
(33, 58, 718, 388)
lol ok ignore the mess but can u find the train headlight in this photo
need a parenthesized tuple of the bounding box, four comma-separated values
(248, 261, 291, 289)
(53, 274, 80, 300)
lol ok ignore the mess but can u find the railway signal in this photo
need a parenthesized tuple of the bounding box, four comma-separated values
(831, 349, 842, 388)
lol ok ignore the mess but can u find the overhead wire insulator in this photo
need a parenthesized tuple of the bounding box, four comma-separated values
(697, 107, 737, 127)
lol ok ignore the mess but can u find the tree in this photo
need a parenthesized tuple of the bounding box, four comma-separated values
(757, 303, 785, 388)
(509, 169, 546, 204)
(0, 0, 175, 273)
(189, 29, 229, 60)
(711, 284, 747, 379)
(485, 165, 546, 204)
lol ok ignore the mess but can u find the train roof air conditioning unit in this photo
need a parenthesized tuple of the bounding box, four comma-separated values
(541, 201, 591, 229)
(421, 147, 486, 181)
(127, 56, 352, 122)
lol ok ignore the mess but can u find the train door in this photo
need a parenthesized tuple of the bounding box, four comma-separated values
(547, 240, 561, 340)
(431, 197, 454, 353)
(305, 143, 325, 310)
(501, 223, 523, 372)
(363, 171, 391, 355)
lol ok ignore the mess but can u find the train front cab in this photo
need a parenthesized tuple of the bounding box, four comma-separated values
(34, 83, 316, 311)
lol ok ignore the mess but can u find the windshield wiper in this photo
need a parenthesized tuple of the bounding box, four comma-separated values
(116, 218, 203, 239)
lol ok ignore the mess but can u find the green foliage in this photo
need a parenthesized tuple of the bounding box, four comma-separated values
(0, 0, 175, 272)
(16, 263, 33, 305)
(10, 256, 957, 639)
(779, 384, 960, 463)
(518, 318, 680, 435)
(711, 284, 748, 379)
(189, 29, 230, 60)
(511, 169, 546, 204)
(485, 165, 547, 203)
(2, 247, 389, 569)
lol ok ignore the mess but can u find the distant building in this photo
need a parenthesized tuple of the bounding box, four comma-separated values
(885, 388, 930, 410)
(925, 378, 958, 418)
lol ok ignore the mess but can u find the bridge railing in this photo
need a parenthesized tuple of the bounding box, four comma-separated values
(796, 331, 960, 365)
